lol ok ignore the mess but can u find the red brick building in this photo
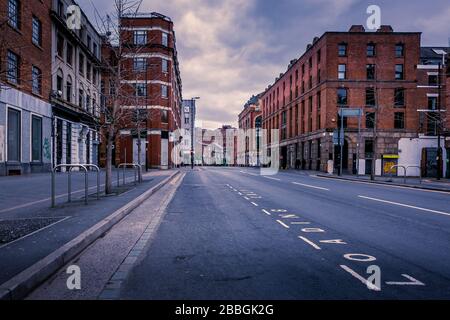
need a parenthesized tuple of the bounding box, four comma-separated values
(261, 25, 422, 176)
(0, 0, 53, 175)
(238, 94, 262, 166)
(100, 12, 182, 170)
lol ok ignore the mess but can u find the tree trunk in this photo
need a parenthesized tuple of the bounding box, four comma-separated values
(105, 125, 114, 194)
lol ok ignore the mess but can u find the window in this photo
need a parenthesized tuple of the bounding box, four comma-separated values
(32, 66, 42, 95)
(185, 117, 190, 125)
(56, 69, 63, 93)
(134, 31, 147, 45)
(428, 97, 437, 110)
(87, 35, 91, 50)
(79, 53, 84, 75)
(394, 112, 405, 129)
(317, 49, 321, 64)
(57, 33, 64, 57)
(366, 88, 376, 106)
(338, 43, 347, 57)
(162, 33, 169, 47)
(428, 74, 438, 86)
(135, 83, 147, 97)
(66, 43, 73, 66)
(32, 16, 42, 46)
(93, 43, 98, 57)
(161, 85, 168, 98)
(57, 1, 64, 17)
(66, 122, 72, 164)
(317, 69, 321, 83)
(366, 112, 375, 129)
(66, 76, 72, 102)
(337, 88, 348, 105)
(395, 64, 404, 80)
(162, 59, 168, 73)
(93, 68, 97, 85)
(161, 110, 168, 123)
(395, 43, 404, 57)
(367, 64, 376, 80)
(7, 50, 19, 84)
(367, 43, 376, 57)
(133, 58, 146, 72)
(338, 64, 346, 80)
(8, 0, 20, 29)
(86, 62, 91, 81)
(309, 57, 313, 69)
(31, 116, 42, 162)
(394, 88, 405, 107)
(7, 108, 21, 161)
(79, 88, 84, 108)
(86, 93, 91, 112)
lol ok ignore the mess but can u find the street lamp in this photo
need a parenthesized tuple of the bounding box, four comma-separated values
(190, 97, 200, 169)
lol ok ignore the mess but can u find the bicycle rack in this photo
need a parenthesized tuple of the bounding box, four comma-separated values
(390, 165, 422, 184)
(117, 163, 143, 187)
(51, 164, 100, 208)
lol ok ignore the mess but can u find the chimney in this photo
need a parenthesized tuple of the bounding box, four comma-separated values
(377, 25, 394, 33)
(349, 25, 365, 33)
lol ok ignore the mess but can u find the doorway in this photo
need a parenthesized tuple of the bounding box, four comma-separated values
(334, 140, 349, 173)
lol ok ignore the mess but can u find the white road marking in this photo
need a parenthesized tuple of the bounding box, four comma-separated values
(340, 265, 381, 291)
(244, 197, 250, 200)
(344, 253, 377, 262)
(320, 239, 347, 245)
(264, 176, 281, 181)
(358, 196, 450, 217)
(0, 216, 71, 249)
(276, 220, 290, 229)
(298, 236, 322, 250)
(280, 214, 299, 219)
(238, 192, 243, 195)
(262, 209, 272, 216)
(271, 209, 287, 213)
(301, 228, 325, 233)
(291, 222, 311, 225)
(386, 274, 425, 286)
(292, 182, 330, 191)
(251, 202, 259, 207)
(315, 175, 450, 195)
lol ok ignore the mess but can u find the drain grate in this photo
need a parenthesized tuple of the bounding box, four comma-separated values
(0, 217, 65, 245)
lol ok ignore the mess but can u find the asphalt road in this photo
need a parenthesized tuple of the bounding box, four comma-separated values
(118, 167, 450, 300)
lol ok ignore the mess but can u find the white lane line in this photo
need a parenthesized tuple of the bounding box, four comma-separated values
(264, 176, 281, 181)
(340, 265, 381, 291)
(298, 236, 322, 250)
(262, 209, 272, 216)
(244, 197, 250, 200)
(386, 274, 425, 286)
(251, 202, 259, 207)
(292, 182, 330, 191)
(276, 220, 290, 229)
(291, 222, 311, 225)
(315, 175, 450, 195)
(238, 192, 243, 195)
(0, 216, 71, 249)
(358, 195, 450, 217)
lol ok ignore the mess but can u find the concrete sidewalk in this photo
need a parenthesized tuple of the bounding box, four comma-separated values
(0, 170, 179, 300)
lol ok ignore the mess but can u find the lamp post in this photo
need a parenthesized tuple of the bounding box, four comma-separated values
(190, 97, 200, 169)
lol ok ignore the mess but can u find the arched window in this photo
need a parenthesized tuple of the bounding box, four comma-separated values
(78, 83, 84, 109)
(66, 75, 72, 103)
(56, 69, 64, 95)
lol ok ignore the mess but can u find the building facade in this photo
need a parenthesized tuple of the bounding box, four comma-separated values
(0, 0, 53, 176)
(181, 99, 196, 166)
(261, 25, 423, 176)
(50, 0, 102, 169)
(107, 12, 182, 170)
(238, 94, 262, 166)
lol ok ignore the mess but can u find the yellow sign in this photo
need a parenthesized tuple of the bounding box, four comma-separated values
(383, 155, 399, 159)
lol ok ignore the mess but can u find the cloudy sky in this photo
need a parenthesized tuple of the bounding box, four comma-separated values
(78, 0, 450, 129)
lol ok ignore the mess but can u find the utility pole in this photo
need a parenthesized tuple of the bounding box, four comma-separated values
(437, 62, 442, 180)
(371, 67, 379, 181)
(190, 97, 200, 169)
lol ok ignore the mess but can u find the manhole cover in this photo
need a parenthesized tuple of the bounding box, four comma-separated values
(0, 217, 65, 245)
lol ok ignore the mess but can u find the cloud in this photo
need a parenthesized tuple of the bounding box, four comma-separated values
(78, 0, 450, 129)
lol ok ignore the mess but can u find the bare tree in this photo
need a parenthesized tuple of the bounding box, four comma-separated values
(93, 0, 166, 194)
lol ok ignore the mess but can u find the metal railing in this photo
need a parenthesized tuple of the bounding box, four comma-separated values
(117, 163, 143, 187)
(390, 165, 422, 184)
(51, 164, 100, 208)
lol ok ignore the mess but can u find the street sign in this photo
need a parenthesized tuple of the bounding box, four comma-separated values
(339, 108, 363, 117)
